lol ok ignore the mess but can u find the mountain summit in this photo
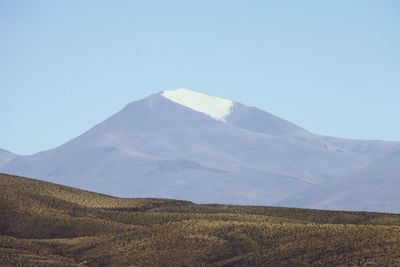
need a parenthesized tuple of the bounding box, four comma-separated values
(2, 89, 400, 212)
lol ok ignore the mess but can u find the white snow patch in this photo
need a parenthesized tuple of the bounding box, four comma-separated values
(161, 88, 233, 122)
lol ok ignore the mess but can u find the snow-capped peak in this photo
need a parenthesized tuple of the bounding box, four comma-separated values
(161, 88, 234, 122)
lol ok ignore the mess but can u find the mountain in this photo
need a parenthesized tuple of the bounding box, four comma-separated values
(279, 148, 400, 212)
(0, 149, 17, 169)
(1, 88, 399, 212)
(2, 173, 400, 266)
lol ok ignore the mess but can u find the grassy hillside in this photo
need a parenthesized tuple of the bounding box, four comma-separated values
(1, 173, 400, 266)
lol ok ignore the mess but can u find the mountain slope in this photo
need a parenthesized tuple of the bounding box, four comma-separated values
(1, 89, 399, 212)
(1, 173, 400, 266)
(279, 148, 400, 212)
(0, 149, 16, 169)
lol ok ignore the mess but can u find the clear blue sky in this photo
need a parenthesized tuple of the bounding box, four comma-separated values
(1, 0, 399, 155)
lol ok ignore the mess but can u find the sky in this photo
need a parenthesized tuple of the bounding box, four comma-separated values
(1, 0, 399, 155)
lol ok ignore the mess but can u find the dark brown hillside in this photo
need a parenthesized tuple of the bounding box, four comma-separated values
(1, 173, 400, 266)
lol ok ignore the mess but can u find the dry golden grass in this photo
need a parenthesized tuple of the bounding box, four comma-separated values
(1, 173, 400, 266)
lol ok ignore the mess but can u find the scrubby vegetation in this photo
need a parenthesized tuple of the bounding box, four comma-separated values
(1, 173, 400, 266)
